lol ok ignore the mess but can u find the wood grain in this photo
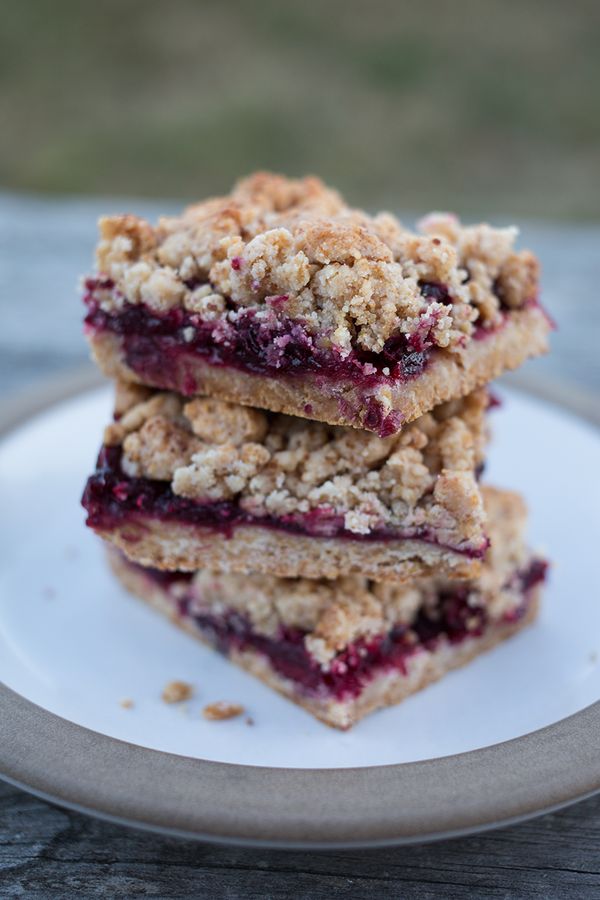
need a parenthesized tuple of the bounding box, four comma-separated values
(1, 782, 599, 898)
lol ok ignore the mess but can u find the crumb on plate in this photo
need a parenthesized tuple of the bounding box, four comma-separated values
(162, 680, 194, 703)
(202, 701, 244, 721)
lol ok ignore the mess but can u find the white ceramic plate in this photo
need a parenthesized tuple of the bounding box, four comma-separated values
(1, 377, 599, 847)
(1, 382, 599, 772)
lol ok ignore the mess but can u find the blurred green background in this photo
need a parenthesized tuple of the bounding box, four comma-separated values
(2, 0, 599, 218)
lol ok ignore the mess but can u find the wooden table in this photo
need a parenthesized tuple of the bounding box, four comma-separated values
(1, 781, 599, 898)
(1, 195, 599, 898)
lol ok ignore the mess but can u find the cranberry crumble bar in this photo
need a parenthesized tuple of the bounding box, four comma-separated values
(83, 173, 552, 436)
(82, 385, 490, 582)
(108, 487, 546, 729)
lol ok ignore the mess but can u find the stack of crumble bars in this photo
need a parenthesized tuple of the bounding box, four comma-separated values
(82, 174, 551, 729)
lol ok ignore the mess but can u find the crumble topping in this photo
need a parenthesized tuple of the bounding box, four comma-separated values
(93, 172, 539, 357)
(161, 680, 194, 703)
(114, 381, 153, 418)
(202, 701, 244, 721)
(173, 487, 531, 665)
(109, 385, 488, 543)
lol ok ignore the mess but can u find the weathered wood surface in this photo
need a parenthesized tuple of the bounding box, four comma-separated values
(1, 195, 599, 897)
(1, 782, 600, 898)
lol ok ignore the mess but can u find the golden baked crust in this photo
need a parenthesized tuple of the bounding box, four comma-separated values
(93, 172, 540, 356)
(100, 385, 488, 546)
(96, 521, 482, 583)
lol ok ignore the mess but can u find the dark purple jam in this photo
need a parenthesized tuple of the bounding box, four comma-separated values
(420, 281, 452, 304)
(487, 390, 502, 411)
(135, 559, 543, 701)
(191, 610, 422, 700)
(516, 558, 548, 594)
(83, 277, 436, 391)
(82, 445, 487, 556)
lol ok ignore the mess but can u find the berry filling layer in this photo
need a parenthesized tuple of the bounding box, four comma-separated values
(82, 446, 488, 557)
(83, 278, 519, 436)
(135, 559, 546, 702)
(83, 276, 446, 380)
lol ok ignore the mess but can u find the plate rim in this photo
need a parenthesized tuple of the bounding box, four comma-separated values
(1, 366, 599, 848)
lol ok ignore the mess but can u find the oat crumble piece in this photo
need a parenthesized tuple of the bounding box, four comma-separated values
(161, 680, 194, 703)
(114, 381, 153, 418)
(202, 701, 244, 721)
